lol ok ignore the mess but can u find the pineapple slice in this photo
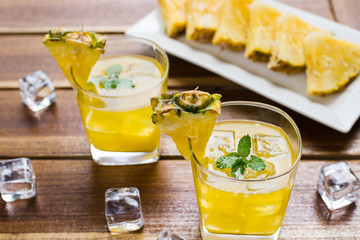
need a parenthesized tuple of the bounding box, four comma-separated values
(186, 0, 223, 42)
(43, 28, 106, 89)
(268, 13, 323, 74)
(158, 0, 187, 37)
(212, 0, 253, 50)
(304, 31, 360, 95)
(245, 1, 280, 62)
(151, 89, 221, 160)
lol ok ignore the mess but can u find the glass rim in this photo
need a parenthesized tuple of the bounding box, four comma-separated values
(189, 101, 302, 183)
(72, 34, 169, 99)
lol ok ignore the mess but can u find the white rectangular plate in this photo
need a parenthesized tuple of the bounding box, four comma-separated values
(126, 0, 360, 133)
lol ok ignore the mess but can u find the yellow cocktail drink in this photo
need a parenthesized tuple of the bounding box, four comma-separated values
(193, 120, 294, 235)
(77, 55, 166, 153)
(79, 105, 159, 152)
(43, 31, 169, 165)
(189, 102, 302, 239)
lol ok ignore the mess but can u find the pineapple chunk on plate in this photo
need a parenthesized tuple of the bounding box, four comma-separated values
(212, 0, 253, 51)
(268, 13, 323, 74)
(304, 31, 360, 95)
(158, 0, 187, 37)
(245, 1, 280, 62)
(186, 0, 223, 42)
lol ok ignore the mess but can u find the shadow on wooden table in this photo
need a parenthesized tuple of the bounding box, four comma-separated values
(314, 192, 357, 221)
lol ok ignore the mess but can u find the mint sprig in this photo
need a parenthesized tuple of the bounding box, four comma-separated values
(91, 64, 135, 90)
(216, 134, 266, 178)
(237, 134, 251, 157)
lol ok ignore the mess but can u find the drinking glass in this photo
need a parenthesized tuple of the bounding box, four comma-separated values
(73, 35, 168, 165)
(189, 101, 302, 239)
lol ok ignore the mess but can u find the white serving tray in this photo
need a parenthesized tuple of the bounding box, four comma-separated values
(126, 0, 360, 133)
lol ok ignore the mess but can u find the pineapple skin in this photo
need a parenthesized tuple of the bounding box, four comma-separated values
(268, 13, 323, 74)
(151, 91, 221, 160)
(186, 0, 223, 42)
(212, 0, 253, 51)
(245, 1, 280, 62)
(159, 0, 187, 37)
(42, 29, 105, 89)
(304, 32, 360, 95)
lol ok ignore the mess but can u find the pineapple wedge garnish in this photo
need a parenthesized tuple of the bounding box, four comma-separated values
(151, 89, 221, 160)
(186, 0, 223, 42)
(245, 1, 280, 62)
(304, 31, 360, 95)
(268, 13, 323, 74)
(159, 0, 187, 37)
(212, 0, 253, 50)
(43, 28, 106, 89)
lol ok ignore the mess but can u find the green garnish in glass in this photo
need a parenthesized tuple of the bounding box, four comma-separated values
(91, 64, 135, 90)
(216, 134, 266, 178)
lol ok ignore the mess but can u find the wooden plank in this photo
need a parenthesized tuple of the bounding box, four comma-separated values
(0, 159, 359, 239)
(0, 0, 333, 34)
(331, 0, 360, 30)
(1, 89, 360, 159)
(0, 0, 157, 34)
(0, 35, 215, 87)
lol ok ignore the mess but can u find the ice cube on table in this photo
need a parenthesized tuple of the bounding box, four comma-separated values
(318, 161, 360, 211)
(158, 229, 185, 240)
(105, 187, 144, 234)
(19, 70, 56, 112)
(0, 158, 36, 202)
(254, 134, 288, 158)
(205, 130, 236, 159)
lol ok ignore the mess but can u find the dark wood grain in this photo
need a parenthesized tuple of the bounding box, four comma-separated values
(0, 0, 157, 33)
(331, 0, 360, 30)
(1, 89, 360, 159)
(0, 0, 334, 34)
(0, 159, 359, 239)
(0, 35, 216, 86)
(0, 1, 359, 239)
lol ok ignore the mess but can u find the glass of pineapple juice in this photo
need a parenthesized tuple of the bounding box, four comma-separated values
(73, 35, 168, 165)
(190, 101, 302, 239)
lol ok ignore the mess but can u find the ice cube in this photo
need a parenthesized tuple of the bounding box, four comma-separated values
(254, 134, 288, 158)
(205, 130, 236, 159)
(318, 161, 360, 211)
(158, 229, 185, 240)
(105, 187, 144, 234)
(0, 158, 36, 202)
(19, 70, 56, 112)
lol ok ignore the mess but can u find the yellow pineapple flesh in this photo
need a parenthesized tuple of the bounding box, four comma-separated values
(268, 13, 324, 74)
(42, 28, 106, 90)
(304, 31, 360, 95)
(158, 0, 187, 37)
(245, 1, 280, 62)
(186, 0, 223, 42)
(212, 0, 253, 50)
(151, 90, 221, 160)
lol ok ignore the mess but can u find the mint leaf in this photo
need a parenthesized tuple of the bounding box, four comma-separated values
(238, 134, 251, 157)
(247, 155, 266, 172)
(118, 78, 135, 89)
(106, 64, 122, 76)
(100, 79, 119, 90)
(231, 159, 247, 178)
(216, 154, 240, 169)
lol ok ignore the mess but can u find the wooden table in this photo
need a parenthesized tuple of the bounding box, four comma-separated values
(1, 0, 360, 239)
